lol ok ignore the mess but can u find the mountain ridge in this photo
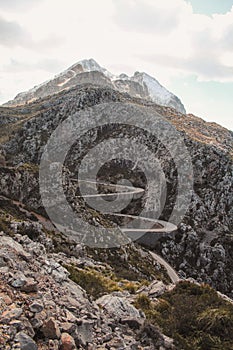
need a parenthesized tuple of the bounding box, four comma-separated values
(3, 58, 186, 113)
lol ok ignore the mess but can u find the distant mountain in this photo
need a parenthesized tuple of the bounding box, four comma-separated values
(3, 58, 186, 113)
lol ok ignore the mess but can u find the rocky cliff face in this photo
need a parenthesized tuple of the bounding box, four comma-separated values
(3, 59, 186, 113)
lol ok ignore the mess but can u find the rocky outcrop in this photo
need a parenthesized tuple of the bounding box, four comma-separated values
(0, 166, 40, 210)
(96, 294, 143, 319)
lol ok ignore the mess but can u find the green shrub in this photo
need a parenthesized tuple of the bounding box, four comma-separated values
(64, 265, 122, 299)
(135, 293, 151, 310)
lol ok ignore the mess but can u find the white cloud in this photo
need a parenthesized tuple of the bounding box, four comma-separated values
(112, 0, 181, 34)
(1, 0, 232, 81)
(112, 0, 233, 82)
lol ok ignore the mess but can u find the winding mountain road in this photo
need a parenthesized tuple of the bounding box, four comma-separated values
(149, 251, 180, 283)
(74, 179, 180, 283)
(1, 177, 180, 284)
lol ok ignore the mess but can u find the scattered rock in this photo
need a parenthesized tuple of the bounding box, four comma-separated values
(15, 331, 37, 350)
(61, 322, 77, 333)
(11, 274, 38, 293)
(76, 320, 93, 346)
(0, 153, 6, 167)
(11, 278, 26, 289)
(42, 317, 61, 339)
(1, 308, 23, 324)
(60, 332, 77, 350)
(29, 302, 44, 313)
(20, 278, 38, 293)
(137, 280, 168, 299)
(120, 317, 143, 330)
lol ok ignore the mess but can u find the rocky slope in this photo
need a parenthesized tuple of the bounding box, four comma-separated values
(3, 59, 186, 114)
(1, 85, 233, 293)
(0, 196, 233, 350)
(0, 81, 232, 349)
(0, 208, 175, 350)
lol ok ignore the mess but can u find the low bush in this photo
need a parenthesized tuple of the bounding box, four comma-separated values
(64, 265, 122, 299)
(135, 281, 233, 350)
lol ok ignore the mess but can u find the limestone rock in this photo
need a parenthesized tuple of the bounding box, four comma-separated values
(96, 295, 143, 319)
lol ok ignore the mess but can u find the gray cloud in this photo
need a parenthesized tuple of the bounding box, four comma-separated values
(138, 19, 233, 82)
(0, 0, 43, 12)
(0, 16, 64, 49)
(192, 26, 233, 55)
(0, 16, 30, 47)
(221, 25, 233, 51)
(112, 0, 179, 34)
(140, 53, 233, 81)
(2, 58, 65, 73)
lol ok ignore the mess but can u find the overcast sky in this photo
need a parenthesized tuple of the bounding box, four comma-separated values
(0, 0, 232, 129)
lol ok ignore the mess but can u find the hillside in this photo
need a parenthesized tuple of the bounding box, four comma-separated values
(0, 79, 232, 349)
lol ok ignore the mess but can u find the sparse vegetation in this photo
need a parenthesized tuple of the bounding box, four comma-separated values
(0, 217, 14, 236)
(46, 229, 77, 256)
(135, 293, 151, 310)
(64, 264, 122, 299)
(17, 163, 39, 173)
(0, 198, 28, 221)
(134, 281, 233, 350)
(87, 245, 170, 283)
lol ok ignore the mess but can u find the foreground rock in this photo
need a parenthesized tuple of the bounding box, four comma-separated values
(0, 230, 173, 349)
(96, 294, 143, 319)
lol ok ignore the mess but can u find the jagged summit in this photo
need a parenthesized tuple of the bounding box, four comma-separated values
(3, 58, 186, 113)
(72, 58, 102, 71)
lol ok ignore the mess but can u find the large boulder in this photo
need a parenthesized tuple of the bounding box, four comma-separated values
(96, 294, 143, 319)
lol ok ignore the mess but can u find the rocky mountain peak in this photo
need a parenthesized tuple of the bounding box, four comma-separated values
(119, 73, 129, 79)
(3, 59, 186, 113)
(76, 58, 102, 70)
(66, 58, 103, 74)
